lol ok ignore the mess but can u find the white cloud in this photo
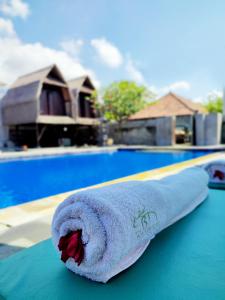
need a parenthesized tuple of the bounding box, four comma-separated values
(0, 17, 15, 37)
(193, 96, 204, 103)
(160, 81, 191, 94)
(147, 81, 191, 99)
(149, 81, 190, 96)
(169, 81, 191, 91)
(0, 0, 30, 19)
(125, 58, 145, 84)
(148, 85, 158, 95)
(91, 38, 123, 68)
(0, 21, 100, 87)
(207, 89, 222, 99)
(195, 89, 223, 103)
(60, 39, 83, 57)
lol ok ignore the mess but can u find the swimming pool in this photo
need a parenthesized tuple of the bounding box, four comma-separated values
(0, 150, 211, 208)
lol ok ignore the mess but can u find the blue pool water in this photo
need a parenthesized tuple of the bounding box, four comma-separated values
(0, 150, 211, 208)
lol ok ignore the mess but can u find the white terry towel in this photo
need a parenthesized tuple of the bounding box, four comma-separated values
(52, 167, 209, 283)
(204, 160, 225, 189)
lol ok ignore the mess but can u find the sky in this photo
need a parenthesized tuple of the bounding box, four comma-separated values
(0, 0, 225, 102)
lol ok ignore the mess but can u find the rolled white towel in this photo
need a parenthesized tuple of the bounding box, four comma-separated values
(52, 167, 209, 283)
(204, 160, 225, 189)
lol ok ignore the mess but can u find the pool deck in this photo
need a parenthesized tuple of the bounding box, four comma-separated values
(0, 147, 225, 259)
(0, 146, 119, 161)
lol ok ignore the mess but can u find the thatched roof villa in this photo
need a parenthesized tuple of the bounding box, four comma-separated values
(1, 65, 99, 147)
(129, 92, 207, 144)
(68, 75, 96, 122)
(129, 92, 206, 120)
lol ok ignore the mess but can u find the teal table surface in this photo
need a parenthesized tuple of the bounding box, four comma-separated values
(0, 189, 225, 300)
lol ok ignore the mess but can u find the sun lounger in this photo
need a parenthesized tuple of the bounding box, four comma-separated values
(0, 188, 225, 299)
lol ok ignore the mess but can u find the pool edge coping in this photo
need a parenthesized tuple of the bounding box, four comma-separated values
(0, 144, 225, 162)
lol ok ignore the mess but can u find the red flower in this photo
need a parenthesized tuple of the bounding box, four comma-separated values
(58, 230, 84, 265)
(213, 170, 225, 180)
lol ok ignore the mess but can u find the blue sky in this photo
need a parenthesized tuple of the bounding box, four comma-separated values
(0, 0, 225, 101)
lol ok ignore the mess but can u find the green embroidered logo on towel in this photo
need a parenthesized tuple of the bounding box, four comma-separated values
(132, 207, 159, 238)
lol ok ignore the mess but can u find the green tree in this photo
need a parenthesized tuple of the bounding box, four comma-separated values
(204, 93, 223, 113)
(95, 81, 155, 122)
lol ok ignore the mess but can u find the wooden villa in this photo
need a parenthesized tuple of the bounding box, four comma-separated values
(1, 65, 99, 147)
(68, 75, 96, 122)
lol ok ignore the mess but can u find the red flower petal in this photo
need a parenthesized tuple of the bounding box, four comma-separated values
(213, 170, 225, 180)
(58, 230, 84, 265)
(58, 235, 68, 251)
(66, 236, 79, 257)
(61, 250, 70, 263)
(74, 242, 82, 262)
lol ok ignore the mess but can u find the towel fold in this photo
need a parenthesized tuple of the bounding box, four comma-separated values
(204, 160, 225, 189)
(52, 167, 209, 283)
